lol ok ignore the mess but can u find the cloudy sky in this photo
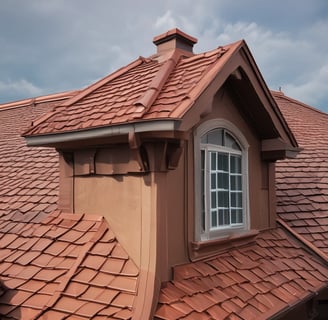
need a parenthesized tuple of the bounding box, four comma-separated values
(0, 0, 327, 111)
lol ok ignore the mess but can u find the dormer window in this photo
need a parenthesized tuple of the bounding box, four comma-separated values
(195, 120, 249, 241)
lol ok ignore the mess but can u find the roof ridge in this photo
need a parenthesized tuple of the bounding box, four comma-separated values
(34, 215, 109, 318)
(0, 90, 77, 111)
(169, 42, 240, 118)
(133, 50, 181, 118)
(272, 91, 328, 117)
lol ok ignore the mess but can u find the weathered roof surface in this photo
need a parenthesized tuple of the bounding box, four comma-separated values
(24, 42, 238, 137)
(0, 93, 139, 319)
(0, 92, 75, 219)
(0, 210, 139, 319)
(274, 91, 328, 256)
(155, 228, 328, 320)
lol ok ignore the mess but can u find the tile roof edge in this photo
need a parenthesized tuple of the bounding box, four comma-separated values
(0, 90, 78, 111)
(169, 40, 243, 119)
(23, 57, 147, 137)
(33, 214, 108, 318)
(277, 218, 328, 263)
(272, 90, 328, 117)
(59, 57, 147, 108)
(261, 291, 320, 320)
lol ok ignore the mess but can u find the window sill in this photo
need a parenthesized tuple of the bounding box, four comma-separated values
(190, 229, 259, 261)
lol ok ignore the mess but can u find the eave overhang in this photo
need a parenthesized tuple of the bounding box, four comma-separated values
(261, 138, 302, 161)
(24, 119, 181, 148)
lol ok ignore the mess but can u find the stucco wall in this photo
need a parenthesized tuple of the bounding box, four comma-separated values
(74, 175, 145, 266)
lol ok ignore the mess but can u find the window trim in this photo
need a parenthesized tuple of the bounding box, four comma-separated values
(194, 119, 250, 242)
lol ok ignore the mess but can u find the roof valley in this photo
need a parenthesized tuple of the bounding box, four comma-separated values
(33, 215, 108, 318)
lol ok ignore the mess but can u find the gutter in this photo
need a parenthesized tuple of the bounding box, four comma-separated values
(24, 120, 180, 147)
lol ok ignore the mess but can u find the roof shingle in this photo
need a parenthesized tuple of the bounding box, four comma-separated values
(155, 228, 328, 319)
(0, 211, 139, 319)
(275, 91, 328, 256)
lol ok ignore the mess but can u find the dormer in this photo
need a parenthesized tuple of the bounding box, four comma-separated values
(23, 28, 299, 317)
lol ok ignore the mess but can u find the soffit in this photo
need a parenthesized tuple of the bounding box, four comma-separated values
(155, 227, 328, 319)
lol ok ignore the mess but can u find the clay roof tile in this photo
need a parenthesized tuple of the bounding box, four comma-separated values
(156, 227, 328, 319)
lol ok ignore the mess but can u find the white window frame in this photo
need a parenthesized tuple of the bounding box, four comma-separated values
(194, 119, 250, 241)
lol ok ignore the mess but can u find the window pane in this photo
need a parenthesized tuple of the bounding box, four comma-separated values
(225, 132, 241, 151)
(211, 210, 218, 228)
(218, 172, 229, 189)
(207, 129, 223, 146)
(218, 191, 229, 207)
(231, 192, 242, 207)
(230, 155, 241, 173)
(211, 191, 217, 209)
(231, 209, 237, 224)
(217, 153, 228, 171)
(231, 209, 243, 224)
(230, 175, 242, 191)
(211, 152, 216, 170)
(211, 173, 216, 189)
(218, 209, 228, 226)
(201, 150, 205, 231)
(236, 209, 243, 223)
(223, 209, 230, 225)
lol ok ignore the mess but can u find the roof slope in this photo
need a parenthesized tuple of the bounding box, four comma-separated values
(0, 93, 75, 219)
(274, 91, 328, 256)
(23, 43, 237, 137)
(155, 228, 328, 320)
(0, 94, 139, 319)
(0, 210, 139, 319)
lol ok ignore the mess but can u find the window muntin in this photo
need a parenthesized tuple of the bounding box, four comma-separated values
(200, 128, 246, 237)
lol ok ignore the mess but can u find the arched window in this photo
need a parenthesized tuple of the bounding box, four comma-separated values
(194, 120, 249, 241)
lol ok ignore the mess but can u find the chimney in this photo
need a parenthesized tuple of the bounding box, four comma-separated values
(153, 28, 197, 55)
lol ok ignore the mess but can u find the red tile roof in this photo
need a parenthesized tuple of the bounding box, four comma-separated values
(0, 92, 140, 319)
(2, 29, 328, 319)
(274, 91, 328, 256)
(0, 210, 139, 319)
(155, 227, 328, 319)
(23, 42, 239, 137)
(0, 92, 75, 220)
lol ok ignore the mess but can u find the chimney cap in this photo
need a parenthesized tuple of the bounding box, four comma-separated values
(153, 28, 198, 54)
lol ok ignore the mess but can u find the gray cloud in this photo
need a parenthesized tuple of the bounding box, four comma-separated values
(0, 0, 327, 111)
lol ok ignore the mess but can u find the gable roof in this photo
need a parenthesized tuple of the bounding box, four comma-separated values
(275, 91, 328, 258)
(23, 29, 297, 155)
(155, 227, 328, 320)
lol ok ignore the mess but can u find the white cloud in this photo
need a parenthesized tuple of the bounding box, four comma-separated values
(154, 11, 177, 30)
(284, 64, 328, 107)
(213, 20, 328, 109)
(0, 79, 43, 100)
